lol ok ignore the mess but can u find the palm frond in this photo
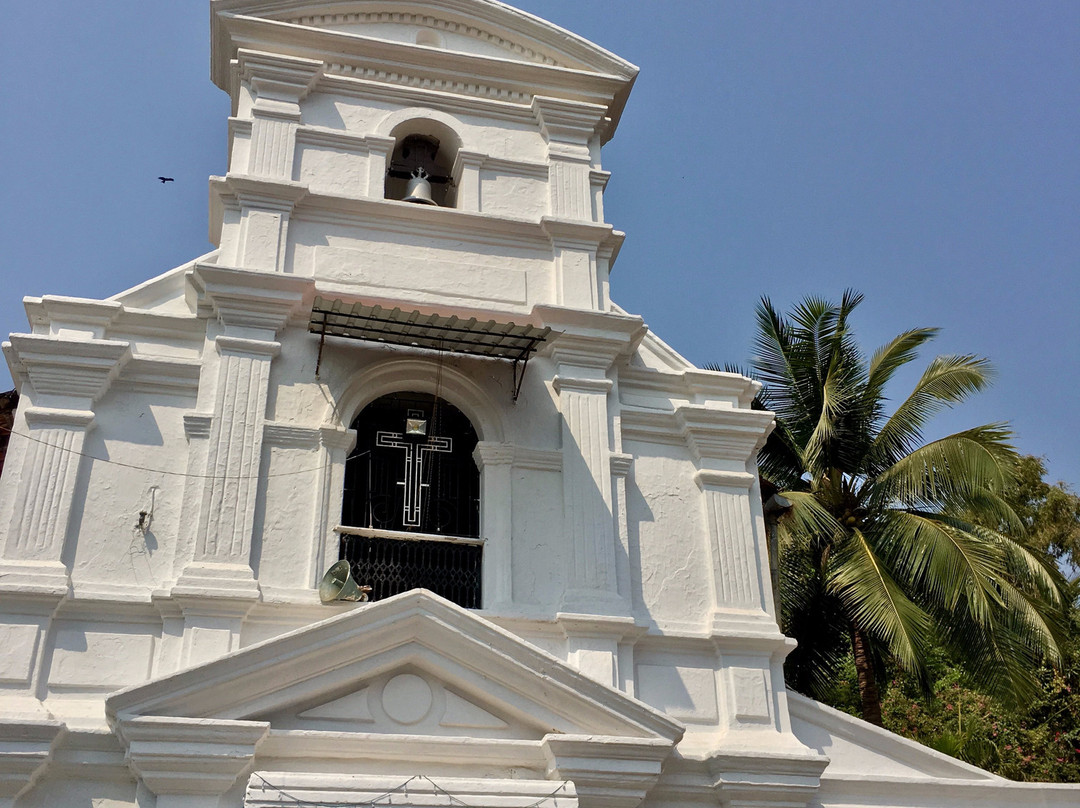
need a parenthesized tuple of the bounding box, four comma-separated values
(864, 327, 939, 409)
(870, 355, 996, 467)
(880, 510, 1005, 620)
(827, 528, 932, 672)
(875, 426, 1018, 510)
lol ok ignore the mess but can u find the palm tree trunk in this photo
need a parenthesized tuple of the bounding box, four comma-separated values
(852, 628, 883, 726)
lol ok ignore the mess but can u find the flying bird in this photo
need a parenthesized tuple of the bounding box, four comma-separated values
(157, 177, 174, 183)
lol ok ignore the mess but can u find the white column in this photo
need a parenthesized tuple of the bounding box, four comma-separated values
(534, 310, 646, 620)
(0, 335, 130, 591)
(677, 405, 776, 634)
(180, 337, 280, 598)
(532, 96, 605, 222)
(473, 441, 513, 610)
(237, 50, 322, 181)
(556, 374, 617, 605)
(695, 470, 766, 613)
(453, 150, 485, 212)
(216, 51, 321, 273)
(173, 267, 312, 661)
(541, 219, 616, 310)
(364, 135, 395, 199)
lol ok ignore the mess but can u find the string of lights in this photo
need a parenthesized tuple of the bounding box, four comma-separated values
(249, 774, 572, 808)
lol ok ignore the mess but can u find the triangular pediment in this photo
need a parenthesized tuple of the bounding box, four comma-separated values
(106, 590, 682, 745)
(213, 0, 636, 75)
(211, 1, 638, 132)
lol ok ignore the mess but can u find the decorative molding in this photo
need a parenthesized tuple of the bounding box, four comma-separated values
(247, 774, 578, 808)
(552, 375, 613, 395)
(183, 413, 213, 439)
(318, 71, 539, 127)
(5, 334, 131, 404)
(191, 263, 313, 335)
(511, 446, 563, 472)
(678, 405, 775, 464)
(324, 61, 533, 103)
(0, 719, 67, 801)
(706, 749, 827, 808)
(23, 295, 122, 337)
(290, 188, 553, 251)
(542, 734, 675, 808)
(694, 469, 755, 491)
(609, 452, 633, 478)
(105, 591, 683, 744)
(117, 716, 269, 798)
(115, 356, 202, 396)
(237, 49, 323, 108)
(280, 11, 561, 66)
(532, 96, 609, 144)
(22, 407, 95, 430)
(473, 441, 515, 468)
(319, 426, 357, 452)
(618, 409, 682, 447)
(263, 422, 321, 448)
(215, 335, 282, 359)
(295, 125, 387, 153)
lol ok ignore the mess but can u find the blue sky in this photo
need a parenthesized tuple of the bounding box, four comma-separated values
(2, 2, 1078, 488)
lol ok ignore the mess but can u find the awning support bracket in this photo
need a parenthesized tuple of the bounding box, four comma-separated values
(315, 316, 327, 378)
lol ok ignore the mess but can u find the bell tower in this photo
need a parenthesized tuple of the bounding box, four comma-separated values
(209, 0, 639, 314)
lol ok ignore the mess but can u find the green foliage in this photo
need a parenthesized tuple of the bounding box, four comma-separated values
(1001, 456, 1080, 577)
(741, 292, 1067, 723)
(885, 598, 1080, 782)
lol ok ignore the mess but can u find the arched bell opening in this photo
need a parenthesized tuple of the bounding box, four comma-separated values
(384, 119, 461, 207)
(339, 391, 482, 607)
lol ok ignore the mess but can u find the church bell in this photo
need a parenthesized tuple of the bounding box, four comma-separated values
(403, 167, 437, 205)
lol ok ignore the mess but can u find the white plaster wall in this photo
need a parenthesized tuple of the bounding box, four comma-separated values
(285, 218, 553, 311)
(509, 467, 564, 608)
(253, 443, 324, 590)
(68, 397, 191, 592)
(623, 441, 711, 628)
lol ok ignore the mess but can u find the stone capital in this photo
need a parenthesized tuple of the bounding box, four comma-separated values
(4, 334, 130, 407)
(191, 264, 313, 335)
(237, 49, 323, 115)
(542, 734, 675, 808)
(676, 404, 775, 465)
(117, 716, 269, 799)
(535, 306, 647, 372)
(532, 96, 608, 145)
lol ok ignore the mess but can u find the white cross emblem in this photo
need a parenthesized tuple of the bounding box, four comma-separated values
(375, 431, 453, 527)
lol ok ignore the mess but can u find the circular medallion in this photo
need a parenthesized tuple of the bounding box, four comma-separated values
(381, 673, 433, 724)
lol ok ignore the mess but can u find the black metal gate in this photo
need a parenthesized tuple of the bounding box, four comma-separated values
(339, 533, 482, 609)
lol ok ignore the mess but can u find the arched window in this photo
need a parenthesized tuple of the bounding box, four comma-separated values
(384, 119, 460, 207)
(339, 392, 482, 607)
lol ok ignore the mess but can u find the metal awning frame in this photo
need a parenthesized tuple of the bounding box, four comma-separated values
(310, 299, 553, 402)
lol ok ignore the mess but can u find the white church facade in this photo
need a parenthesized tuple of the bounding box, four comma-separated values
(0, 2, 1075, 807)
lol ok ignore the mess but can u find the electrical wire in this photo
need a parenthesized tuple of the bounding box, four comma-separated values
(249, 774, 571, 808)
(0, 423, 350, 481)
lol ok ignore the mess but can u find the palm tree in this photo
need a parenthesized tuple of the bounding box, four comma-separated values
(741, 291, 1064, 725)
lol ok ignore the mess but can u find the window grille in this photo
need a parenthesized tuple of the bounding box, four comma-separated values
(340, 392, 482, 608)
(340, 532, 482, 609)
